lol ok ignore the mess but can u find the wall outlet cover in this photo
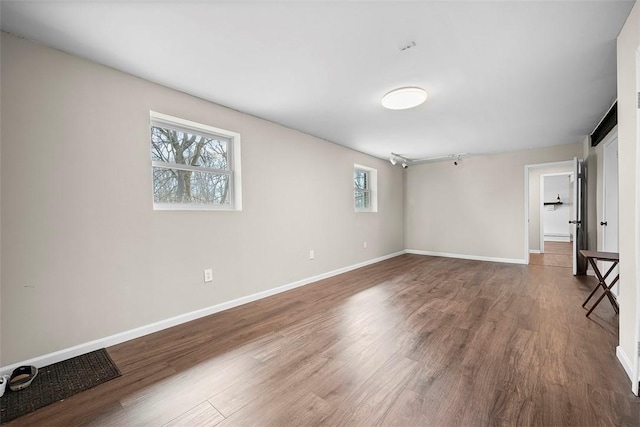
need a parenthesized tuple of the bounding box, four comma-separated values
(204, 269, 213, 283)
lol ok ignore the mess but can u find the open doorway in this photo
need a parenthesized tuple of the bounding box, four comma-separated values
(528, 167, 574, 268)
(532, 172, 574, 268)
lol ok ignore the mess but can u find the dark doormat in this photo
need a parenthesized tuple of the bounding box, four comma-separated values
(0, 349, 121, 423)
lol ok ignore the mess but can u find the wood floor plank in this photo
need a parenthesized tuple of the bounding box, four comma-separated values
(487, 329, 540, 426)
(377, 388, 430, 426)
(530, 242, 573, 268)
(216, 391, 330, 427)
(117, 356, 256, 425)
(162, 401, 225, 427)
(208, 352, 330, 417)
(5, 254, 639, 426)
(322, 353, 419, 426)
(310, 329, 405, 401)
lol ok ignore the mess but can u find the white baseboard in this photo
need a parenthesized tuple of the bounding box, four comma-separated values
(544, 234, 571, 242)
(405, 249, 526, 265)
(0, 250, 405, 377)
(529, 249, 541, 254)
(616, 346, 637, 395)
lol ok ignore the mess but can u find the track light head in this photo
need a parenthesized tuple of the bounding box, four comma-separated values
(391, 153, 411, 168)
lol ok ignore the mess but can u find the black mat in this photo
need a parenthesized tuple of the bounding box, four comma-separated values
(0, 349, 121, 423)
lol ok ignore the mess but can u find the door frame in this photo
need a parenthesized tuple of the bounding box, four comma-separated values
(524, 160, 574, 265)
(601, 132, 619, 253)
(632, 48, 640, 396)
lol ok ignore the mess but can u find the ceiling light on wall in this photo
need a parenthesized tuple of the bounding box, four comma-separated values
(381, 87, 428, 110)
(389, 156, 398, 165)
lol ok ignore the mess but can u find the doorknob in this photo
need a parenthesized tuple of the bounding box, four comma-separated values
(569, 220, 581, 224)
(600, 221, 608, 226)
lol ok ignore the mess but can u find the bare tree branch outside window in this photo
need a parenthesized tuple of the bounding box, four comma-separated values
(354, 169, 370, 209)
(151, 125, 231, 205)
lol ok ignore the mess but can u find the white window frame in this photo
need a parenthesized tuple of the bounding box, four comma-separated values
(354, 163, 378, 213)
(150, 111, 242, 211)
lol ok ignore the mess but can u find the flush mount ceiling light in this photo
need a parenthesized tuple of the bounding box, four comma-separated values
(381, 87, 428, 110)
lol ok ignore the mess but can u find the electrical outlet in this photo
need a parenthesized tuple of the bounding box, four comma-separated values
(309, 250, 315, 260)
(204, 269, 213, 283)
(363, 241, 367, 248)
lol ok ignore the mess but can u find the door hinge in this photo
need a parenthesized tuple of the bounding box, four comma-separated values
(637, 92, 640, 109)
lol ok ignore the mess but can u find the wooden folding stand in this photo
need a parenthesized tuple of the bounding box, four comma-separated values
(580, 250, 620, 317)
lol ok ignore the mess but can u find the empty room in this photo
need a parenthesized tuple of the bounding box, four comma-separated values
(1, 1, 640, 426)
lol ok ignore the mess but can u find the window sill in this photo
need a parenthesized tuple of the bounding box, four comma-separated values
(153, 203, 241, 211)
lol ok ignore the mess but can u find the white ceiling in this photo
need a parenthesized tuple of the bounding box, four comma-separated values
(1, 1, 634, 160)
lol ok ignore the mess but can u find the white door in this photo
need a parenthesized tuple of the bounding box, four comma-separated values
(602, 138, 619, 294)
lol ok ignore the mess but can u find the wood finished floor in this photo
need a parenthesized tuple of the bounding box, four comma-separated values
(6, 254, 639, 426)
(530, 242, 573, 269)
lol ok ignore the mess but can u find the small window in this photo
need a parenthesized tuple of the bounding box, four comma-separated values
(354, 164, 377, 212)
(150, 112, 242, 210)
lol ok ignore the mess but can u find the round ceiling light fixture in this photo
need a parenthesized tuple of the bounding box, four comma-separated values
(381, 87, 428, 110)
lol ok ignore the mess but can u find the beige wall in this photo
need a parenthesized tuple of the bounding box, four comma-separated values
(616, 1, 640, 377)
(405, 143, 583, 262)
(0, 33, 405, 365)
(528, 163, 574, 253)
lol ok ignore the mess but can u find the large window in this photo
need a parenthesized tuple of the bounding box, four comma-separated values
(354, 164, 377, 212)
(150, 112, 242, 210)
